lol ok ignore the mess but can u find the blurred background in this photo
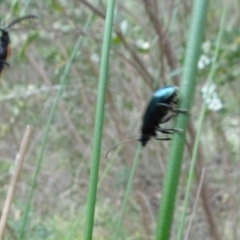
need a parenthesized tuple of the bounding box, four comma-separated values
(0, 0, 239, 239)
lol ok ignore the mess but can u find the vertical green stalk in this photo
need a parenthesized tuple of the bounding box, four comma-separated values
(154, 0, 209, 240)
(177, 7, 227, 240)
(17, 12, 95, 240)
(99, 146, 122, 187)
(65, 146, 122, 240)
(83, 1, 116, 240)
(113, 143, 142, 240)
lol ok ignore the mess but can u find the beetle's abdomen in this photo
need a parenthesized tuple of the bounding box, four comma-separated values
(6, 45, 11, 59)
(139, 125, 156, 146)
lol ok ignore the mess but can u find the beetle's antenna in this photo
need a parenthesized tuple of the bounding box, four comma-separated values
(5, 14, 37, 30)
(106, 138, 139, 159)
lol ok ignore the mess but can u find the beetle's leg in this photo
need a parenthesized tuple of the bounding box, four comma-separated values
(160, 114, 177, 124)
(158, 103, 189, 115)
(173, 108, 189, 114)
(157, 129, 173, 134)
(155, 137, 171, 141)
(157, 103, 172, 109)
(156, 127, 183, 134)
(155, 127, 183, 140)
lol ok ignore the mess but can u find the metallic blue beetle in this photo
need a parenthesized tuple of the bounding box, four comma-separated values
(106, 86, 186, 157)
(139, 86, 185, 146)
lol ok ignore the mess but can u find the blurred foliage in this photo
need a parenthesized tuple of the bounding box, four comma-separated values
(0, 0, 239, 239)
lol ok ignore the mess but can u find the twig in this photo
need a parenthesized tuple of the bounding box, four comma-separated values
(184, 167, 206, 240)
(80, 0, 154, 88)
(188, 123, 222, 240)
(142, 0, 178, 85)
(26, 51, 87, 153)
(0, 126, 33, 240)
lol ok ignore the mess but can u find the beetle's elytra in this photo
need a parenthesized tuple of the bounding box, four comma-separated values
(139, 86, 185, 146)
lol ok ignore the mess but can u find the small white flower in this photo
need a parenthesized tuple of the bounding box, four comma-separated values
(136, 39, 150, 51)
(201, 83, 223, 111)
(208, 97, 223, 111)
(201, 83, 216, 96)
(198, 61, 205, 70)
(202, 41, 211, 54)
(90, 54, 100, 63)
(198, 55, 211, 69)
(120, 20, 128, 35)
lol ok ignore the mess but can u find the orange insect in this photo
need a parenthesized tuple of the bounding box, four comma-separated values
(0, 15, 37, 75)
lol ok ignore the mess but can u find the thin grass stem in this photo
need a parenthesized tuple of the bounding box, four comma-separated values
(65, 146, 122, 240)
(176, 7, 227, 240)
(17, 12, 95, 240)
(154, 0, 209, 239)
(83, 1, 116, 240)
(113, 143, 141, 240)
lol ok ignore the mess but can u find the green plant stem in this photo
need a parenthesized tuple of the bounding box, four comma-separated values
(177, 7, 227, 240)
(83, 1, 116, 240)
(17, 12, 95, 240)
(99, 146, 122, 187)
(114, 143, 142, 240)
(154, 0, 209, 239)
(65, 146, 122, 240)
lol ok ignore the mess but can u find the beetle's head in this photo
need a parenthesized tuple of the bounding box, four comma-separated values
(138, 135, 150, 147)
(0, 28, 10, 45)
